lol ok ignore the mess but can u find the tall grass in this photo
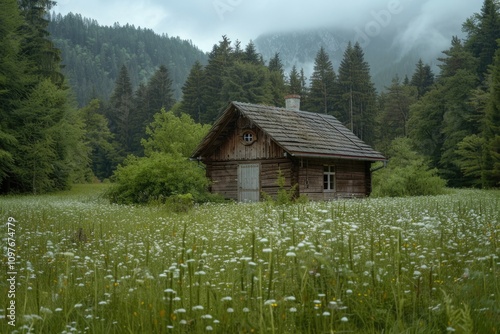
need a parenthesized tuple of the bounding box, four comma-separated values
(1, 185, 499, 333)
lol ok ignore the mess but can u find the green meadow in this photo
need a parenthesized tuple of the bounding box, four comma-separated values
(1, 185, 499, 333)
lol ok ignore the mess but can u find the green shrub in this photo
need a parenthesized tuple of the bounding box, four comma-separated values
(372, 138, 447, 197)
(165, 193, 195, 213)
(106, 152, 210, 204)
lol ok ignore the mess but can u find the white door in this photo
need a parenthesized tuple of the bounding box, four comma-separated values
(238, 164, 260, 202)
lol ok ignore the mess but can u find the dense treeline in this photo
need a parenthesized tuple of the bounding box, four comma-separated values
(0, 0, 196, 192)
(1, 0, 85, 193)
(178, 0, 499, 189)
(380, 0, 500, 188)
(1, 0, 498, 197)
(47, 12, 208, 107)
(178, 36, 378, 146)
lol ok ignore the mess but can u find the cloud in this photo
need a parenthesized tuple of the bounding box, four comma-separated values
(56, 0, 168, 30)
(391, 1, 479, 61)
(53, 0, 483, 52)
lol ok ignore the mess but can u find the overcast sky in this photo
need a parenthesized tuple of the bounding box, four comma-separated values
(53, 0, 483, 52)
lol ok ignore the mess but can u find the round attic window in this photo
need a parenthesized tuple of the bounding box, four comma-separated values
(241, 130, 257, 145)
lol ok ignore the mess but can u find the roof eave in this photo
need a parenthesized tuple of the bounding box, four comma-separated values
(190, 103, 238, 159)
(289, 151, 386, 161)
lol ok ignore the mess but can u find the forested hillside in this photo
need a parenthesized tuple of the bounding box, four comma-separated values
(47, 12, 208, 107)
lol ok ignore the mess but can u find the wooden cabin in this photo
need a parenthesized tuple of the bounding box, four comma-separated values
(190, 96, 386, 201)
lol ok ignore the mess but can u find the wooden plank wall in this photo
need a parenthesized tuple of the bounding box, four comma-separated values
(206, 158, 291, 201)
(207, 161, 238, 199)
(261, 160, 295, 197)
(297, 162, 324, 200)
(208, 157, 372, 201)
(297, 158, 372, 200)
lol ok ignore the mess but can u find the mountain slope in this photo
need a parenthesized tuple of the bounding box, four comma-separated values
(254, 28, 445, 92)
(48, 12, 208, 107)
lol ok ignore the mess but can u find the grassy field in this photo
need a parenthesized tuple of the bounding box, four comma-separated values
(1, 185, 499, 333)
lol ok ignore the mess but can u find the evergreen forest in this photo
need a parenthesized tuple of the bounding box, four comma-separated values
(0, 0, 499, 197)
(47, 12, 208, 106)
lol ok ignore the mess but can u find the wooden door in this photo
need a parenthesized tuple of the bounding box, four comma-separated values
(238, 164, 260, 202)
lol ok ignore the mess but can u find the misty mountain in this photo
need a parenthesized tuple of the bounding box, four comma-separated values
(48, 13, 208, 107)
(254, 27, 457, 92)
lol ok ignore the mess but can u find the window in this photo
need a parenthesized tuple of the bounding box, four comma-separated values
(241, 130, 256, 145)
(323, 165, 335, 191)
(243, 132, 253, 142)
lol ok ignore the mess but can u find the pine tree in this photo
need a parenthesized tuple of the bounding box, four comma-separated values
(410, 59, 435, 98)
(268, 53, 286, 107)
(463, 0, 500, 79)
(482, 46, 500, 186)
(299, 68, 309, 105)
(12, 80, 82, 193)
(141, 64, 176, 146)
(438, 70, 479, 185)
(221, 61, 271, 105)
(244, 40, 262, 65)
(438, 37, 478, 78)
(408, 88, 445, 170)
(107, 64, 134, 156)
(203, 35, 234, 123)
(377, 76, 418, 152)
(130, 83, 148, 155)
(233, 40, 244, 61)
(18, 0, 64, 87)
(338, 42, 377, 144)
(180, 61, 206, 123)
(403, 75, 410, 86)
(289, 66, 306, 97)
(288, 66, 301, 95)
(410, 37, 480, 186)
(79, 99, 117, 180)
(146, 65, 175, 116)
(0, 0, 26, 186)
(306, 47, 337, 115)
(1, 0, 87, 193)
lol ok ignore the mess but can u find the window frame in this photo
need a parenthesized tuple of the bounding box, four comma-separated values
(241, 130, 257, 146)
(323, 165, 336, 192)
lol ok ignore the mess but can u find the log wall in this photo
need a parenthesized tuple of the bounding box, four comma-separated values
(207, 157, 372, 201)
(297, 158, 372, 200)
(206, 158, 292, 200)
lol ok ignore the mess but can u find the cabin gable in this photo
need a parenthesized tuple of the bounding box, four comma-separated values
(206, 114, 285, 162)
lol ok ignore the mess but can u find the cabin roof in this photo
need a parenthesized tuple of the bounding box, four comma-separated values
(191, 101, 386, 161)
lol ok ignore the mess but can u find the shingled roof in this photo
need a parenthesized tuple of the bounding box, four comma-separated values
(191, 101, 386, 161)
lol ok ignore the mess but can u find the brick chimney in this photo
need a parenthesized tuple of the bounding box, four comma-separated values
(285, 95, 301, 111)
